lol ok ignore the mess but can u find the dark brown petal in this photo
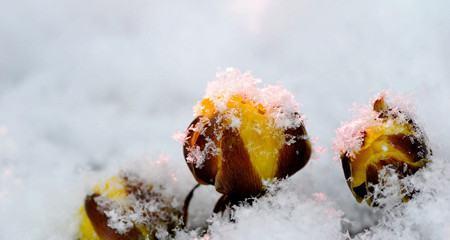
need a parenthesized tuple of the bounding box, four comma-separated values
(366, 164, 380, 186)
(84, 194, 141, 240)
(388, 134, 430, 163)
(183, 116, 219, 185)
(276, 124, 311, 179)
(215, 128, 263, 198)
(352, 184, 366, 203)
(366, 164, 379, 203)
(344, 133, 430, 204)
(341, 154, 352, 187)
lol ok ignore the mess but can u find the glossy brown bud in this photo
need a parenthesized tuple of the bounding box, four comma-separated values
(183, 95, 311, 199)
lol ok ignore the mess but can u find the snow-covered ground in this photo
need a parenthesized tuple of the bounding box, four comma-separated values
(0, 0, 449, 239)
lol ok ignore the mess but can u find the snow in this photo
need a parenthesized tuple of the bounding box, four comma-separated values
(172, 131, 189, 145)
(93, 172, 181, 235)
(194, 181, 345, 240)
(356, 158, 450, 240)
(186, 142, 218, 169)
(333, 91, 419, 157)
(187, 68, 305, 168)
(333, 104, 379, 158)
(0, 0, 450, 240)
(194, 68, 303, 130)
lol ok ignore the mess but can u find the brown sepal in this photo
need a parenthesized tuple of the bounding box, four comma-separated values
(276, 124, 311, 178)
(388, 134, 430, 164)
(183, 116, 219, 185)
(84, 194, 141, 240)
(215, 128, 263, 198)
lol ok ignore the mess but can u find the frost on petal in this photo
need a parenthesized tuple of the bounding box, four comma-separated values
(92, 173, 182, 236)
(186, 137, 219, 169)
(355, 157, 450, 240)
(333, 91, 419, 158)
(186, 68, 309, 179)
(193, 68, 304, 130)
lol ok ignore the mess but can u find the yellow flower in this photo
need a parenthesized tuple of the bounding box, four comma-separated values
(78, 174, 181, 240)
(183, 94, 311, 200)
(338, 95, 431, 204)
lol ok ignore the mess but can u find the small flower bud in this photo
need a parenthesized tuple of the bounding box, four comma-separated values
(182, 69, 311, 199)
(78, 173, 182, 240)
(334, 92, 431, 204)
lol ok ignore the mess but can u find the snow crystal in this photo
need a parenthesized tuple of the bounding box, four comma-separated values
(373, 90, 415, 116)
(284, 133, 297, 145)
(356, 157, 450, 240)
(333, 91, 417, 157)
(228, 115, 241, 129)
(172, 131, 188, 144)
(182, 179, 346, 240)
(185, 146, 204, 167)
(93, 173, 181, 235)
(194, 68, 304, 130)
(312, 145, 328, 160)
(185, 137, 219, 169)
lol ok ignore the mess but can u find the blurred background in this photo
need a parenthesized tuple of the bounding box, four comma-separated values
(0, 0, 449, 239)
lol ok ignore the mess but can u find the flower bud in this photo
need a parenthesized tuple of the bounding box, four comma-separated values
(182, 69, 311, 199)
(78, 174, 182, 240)
(334, 93, 431, 204)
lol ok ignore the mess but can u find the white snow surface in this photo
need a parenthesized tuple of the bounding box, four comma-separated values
(0, 0, 449, 239)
